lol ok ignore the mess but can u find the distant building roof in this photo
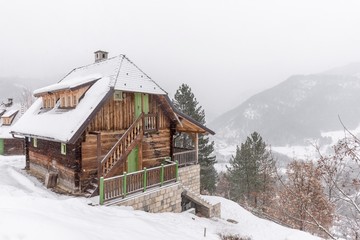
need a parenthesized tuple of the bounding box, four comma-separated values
(0, 103, 22, 139)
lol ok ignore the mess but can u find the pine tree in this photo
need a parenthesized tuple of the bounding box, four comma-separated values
(173, 84, 217, 193)
(227, 132, 276, 209)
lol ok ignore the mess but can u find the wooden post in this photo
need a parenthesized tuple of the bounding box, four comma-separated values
(96, 133, 101, 180)
(195, 133, 199, 164)
(99, 177, 104, 205)
(175, 161, 179, 182)
(160, 164, 164, 186)
(25, 137, 30, 170)
(123, 172, 127, 198)
(143, 168, 147, 192)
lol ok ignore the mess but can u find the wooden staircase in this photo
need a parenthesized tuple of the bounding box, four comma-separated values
(100, 113, 144, 178)
(85, 113, 160, 197)
(84, 177, 99, 197)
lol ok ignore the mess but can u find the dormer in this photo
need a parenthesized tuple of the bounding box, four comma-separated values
(1, 109, 18, 126)
(34, 77, 99, 110)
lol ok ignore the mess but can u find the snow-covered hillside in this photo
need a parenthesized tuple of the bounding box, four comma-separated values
(0, 156, 321, 240)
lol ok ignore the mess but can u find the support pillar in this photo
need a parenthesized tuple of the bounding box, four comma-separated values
(25, 137, 30, 170)
(195, 133, 199, 164)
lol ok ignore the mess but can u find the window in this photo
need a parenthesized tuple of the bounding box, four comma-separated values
(73, 95, 77, 106)
(61, 143, 66, 155)
(33, 138, 37, 148)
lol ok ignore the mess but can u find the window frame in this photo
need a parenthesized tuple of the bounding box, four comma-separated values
(61, 143, 66, 155)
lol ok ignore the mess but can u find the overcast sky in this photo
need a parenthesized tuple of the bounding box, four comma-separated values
(1, 0, 360, 121)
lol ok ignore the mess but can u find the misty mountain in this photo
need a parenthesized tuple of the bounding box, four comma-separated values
(211, 64, 360, 146)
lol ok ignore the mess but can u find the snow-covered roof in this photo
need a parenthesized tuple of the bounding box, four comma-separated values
(114, 56, 167, 95)
(2, 109, 18, 118)
(33, 75, 101, 96)
(11, 54, 168, 143)
(0, 103, 22, 139)
(11, 77, 111, 143)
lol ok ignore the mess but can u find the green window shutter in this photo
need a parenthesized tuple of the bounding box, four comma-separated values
(61, 143, 66, 155)
(0, 139, 4, 155)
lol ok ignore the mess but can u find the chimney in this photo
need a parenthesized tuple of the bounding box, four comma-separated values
(4, 98, 13, 107)
(94, 50, 108, 62)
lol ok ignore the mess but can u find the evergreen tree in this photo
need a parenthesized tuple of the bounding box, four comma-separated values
(227, 132, 276, 209)
(173, 84, 217, 193)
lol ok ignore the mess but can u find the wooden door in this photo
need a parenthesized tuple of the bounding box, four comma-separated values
(0, 139, 3, 155)
(127, 147, 138, 173)
(127, 93, 145, 173)
(143, 94, 149, 114)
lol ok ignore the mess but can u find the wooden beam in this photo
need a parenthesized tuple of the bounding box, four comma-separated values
(195, 133, 199, 164)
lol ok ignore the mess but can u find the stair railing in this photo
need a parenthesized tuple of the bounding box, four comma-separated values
(100, 113, 144, 177)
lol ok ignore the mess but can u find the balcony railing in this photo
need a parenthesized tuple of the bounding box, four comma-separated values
(99, 161, 178, 204)
(173, 149, 197, 167)
(144, 113, 158, 133)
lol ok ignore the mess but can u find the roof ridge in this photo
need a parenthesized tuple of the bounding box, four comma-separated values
(58, 55, 124, 83)
(110, 55, 126, 87)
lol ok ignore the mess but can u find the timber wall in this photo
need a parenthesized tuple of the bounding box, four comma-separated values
(142, 129, 171, 168)
(82, 92, 172, 178)
(178, 164, 200, 194)
(28, 138, 81, 192)
(112, 183, 182, 213)
(80, 132, 121, 190)
(87, 93, 170, 133)
(3, 138, 24, 155)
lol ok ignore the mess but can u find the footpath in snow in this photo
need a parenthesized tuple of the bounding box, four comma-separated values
(0, 156, 321, 240)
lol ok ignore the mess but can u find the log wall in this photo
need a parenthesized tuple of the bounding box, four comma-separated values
(80, 132, 123, 190)
(28, 138, 81, 192)
(142, 129, 171, 168)
(3, 138, 24, 155)
(84, 92, 172, 174)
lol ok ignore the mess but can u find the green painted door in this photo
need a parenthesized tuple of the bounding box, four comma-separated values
(127, 93, 141, 173)
(127, 146, 138, 173)
(143, 94, 149, 114)
(0, 139, 3, 155)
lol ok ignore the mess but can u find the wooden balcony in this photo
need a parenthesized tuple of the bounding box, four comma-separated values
(143, 113, 158, 133)
(173, 147, 197, 167)
(99, 161, 178, 204)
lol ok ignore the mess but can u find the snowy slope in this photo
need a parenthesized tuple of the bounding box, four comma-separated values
(0, 156, 321, 240)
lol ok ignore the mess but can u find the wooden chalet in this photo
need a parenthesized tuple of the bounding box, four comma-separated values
(0, 98, 24, 155)
(11, 51, 214, 197)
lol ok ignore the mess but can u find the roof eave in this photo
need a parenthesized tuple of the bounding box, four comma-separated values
(164, 95, 215, 135)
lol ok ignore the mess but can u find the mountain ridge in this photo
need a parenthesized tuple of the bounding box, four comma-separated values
(211, 63, 360, 146)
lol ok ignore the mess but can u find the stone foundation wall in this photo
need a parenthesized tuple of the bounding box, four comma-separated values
(113, 183, 182, 213)
(178, 164, 200, 193)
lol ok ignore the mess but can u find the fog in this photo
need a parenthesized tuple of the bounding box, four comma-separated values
(1, 0, 360, 121)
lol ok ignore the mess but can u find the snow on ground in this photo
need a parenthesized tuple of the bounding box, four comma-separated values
(0, 156, 321, 240)
(271, 145, 319, 160)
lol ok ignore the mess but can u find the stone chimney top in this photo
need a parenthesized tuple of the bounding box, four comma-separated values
(4, 98, 13, 107)
(94, 50, 108, 62)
